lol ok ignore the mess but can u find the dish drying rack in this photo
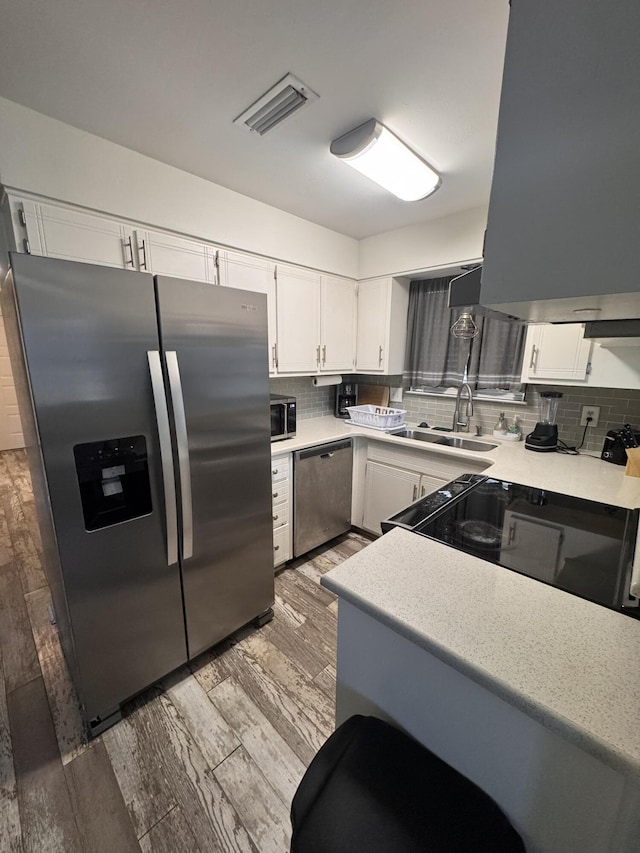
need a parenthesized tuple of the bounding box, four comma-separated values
(346, 404, 406, 430)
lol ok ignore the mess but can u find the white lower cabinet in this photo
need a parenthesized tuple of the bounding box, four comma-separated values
(362, 462, 422, 535)
(359, 442, 490, 536)
(271, 452, 292, 568)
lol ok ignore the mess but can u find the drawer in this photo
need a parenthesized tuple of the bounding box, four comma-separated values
(271, 456, 290, 483)
(272, 502, 288, 530)
(271, 481, 289, 506)
(273, 524, 290, 567)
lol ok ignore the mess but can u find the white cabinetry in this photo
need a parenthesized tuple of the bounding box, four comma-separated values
(319, 275, 356, 372)
(358, 442, 489, 536)
(220, 250, 277, 374)
(275, 265, 356, 374)
(356, 277, 409, 374)
(271, 452, 292, 568)
(22, 200, 134, 269)
(521, 323, 592, 382)
(275, 264, 320, 373)
(362, 462, 421, 535)
(133, 228, 218, 283)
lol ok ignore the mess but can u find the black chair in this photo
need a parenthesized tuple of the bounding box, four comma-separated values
(291, 715, 526, 853)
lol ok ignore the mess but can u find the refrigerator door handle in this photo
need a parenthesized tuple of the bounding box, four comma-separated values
(165, 351, 193, 560)
(147, 351, 179, 566)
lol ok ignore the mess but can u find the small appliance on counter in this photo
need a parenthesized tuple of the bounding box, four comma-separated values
(270, 394, 296, 441)
(335, 382, 358, 418)
(525, 391, 563, 452)
(601, 424, 640, 465)
(335, 382, 390, 418)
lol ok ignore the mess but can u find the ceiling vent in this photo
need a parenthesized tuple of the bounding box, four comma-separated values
(233, 73, 319, 135)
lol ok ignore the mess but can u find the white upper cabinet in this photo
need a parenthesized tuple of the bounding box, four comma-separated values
(220, 250, 277, 374)
(134, 228, 217, 283)
(355, 277, 409, 374)
(521, 323, 592, 382)
(319, 276, 356, 372)
(275, 264, 321, 373)
(26, 201, 135, 269)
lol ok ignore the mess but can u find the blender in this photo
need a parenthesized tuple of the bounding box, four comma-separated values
(525, 392, 563, 452)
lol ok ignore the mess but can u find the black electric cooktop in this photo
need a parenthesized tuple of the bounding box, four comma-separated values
(383, 474, 640, 618)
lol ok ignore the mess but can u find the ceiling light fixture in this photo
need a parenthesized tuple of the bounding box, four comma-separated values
(330, 119, 441, 201)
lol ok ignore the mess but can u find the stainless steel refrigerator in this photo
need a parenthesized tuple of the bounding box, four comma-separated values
(2, 253, 274, 735)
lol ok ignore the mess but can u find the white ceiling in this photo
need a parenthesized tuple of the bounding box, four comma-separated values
(0, 0, 509, 240)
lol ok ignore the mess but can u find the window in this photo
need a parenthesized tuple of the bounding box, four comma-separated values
(403, 276, 526, 399)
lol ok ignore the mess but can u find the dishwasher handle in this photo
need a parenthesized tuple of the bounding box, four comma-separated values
(295, 440, 352, 462)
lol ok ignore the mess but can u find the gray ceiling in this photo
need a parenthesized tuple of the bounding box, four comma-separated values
(0, 0, 509, 239)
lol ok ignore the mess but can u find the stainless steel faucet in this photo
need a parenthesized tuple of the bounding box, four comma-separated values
(452, 382, 474, 432)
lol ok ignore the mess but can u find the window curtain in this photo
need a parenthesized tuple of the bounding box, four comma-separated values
(403, 277, 526, 391)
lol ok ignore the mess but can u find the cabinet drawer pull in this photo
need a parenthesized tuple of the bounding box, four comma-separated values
(272, 492, 278, 498)
(274, 544, 280, 551)
(273, 514, 278, 521)
(272, 469, 278, 475)
(138, 238, 148, 269)
(124, 237, 135, 267)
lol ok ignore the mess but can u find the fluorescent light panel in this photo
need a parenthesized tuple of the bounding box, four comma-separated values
(330, 119, 440, 201)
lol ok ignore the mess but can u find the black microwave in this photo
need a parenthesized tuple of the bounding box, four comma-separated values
(270, 394, 296, 442)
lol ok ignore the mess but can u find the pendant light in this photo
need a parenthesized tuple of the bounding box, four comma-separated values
(450, 312, 479, 339)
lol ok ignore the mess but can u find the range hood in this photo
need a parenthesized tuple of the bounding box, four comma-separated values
(448, 267, 523, 323)
(583, 319, 640, 348)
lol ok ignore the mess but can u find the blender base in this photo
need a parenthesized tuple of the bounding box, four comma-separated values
(525, 423, 559, 452)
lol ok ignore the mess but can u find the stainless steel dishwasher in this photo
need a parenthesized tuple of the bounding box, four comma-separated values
(294, 440, 353, 557)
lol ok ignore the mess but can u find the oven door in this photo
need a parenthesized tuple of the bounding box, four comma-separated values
(270, 402, 287, 441)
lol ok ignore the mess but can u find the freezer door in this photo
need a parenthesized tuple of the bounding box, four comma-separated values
(155, 276, 274, 659)
(8, 254, 187, 722)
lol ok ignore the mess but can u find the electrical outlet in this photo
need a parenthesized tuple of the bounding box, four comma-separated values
(580, 405, 600, 427)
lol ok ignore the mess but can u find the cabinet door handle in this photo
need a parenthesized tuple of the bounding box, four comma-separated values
(316, 345, 321, 365)
(138, 238, 148, 270)
(378, 345, 383, 366)
(412, 484, 418, 501)
(272, 492, 278, 498)
(124, 237, 135, 267)
(272, 343, 278, 369)
(322, 344, 326, 365)
(529, 344, 537, 371)
(274, 544, 280, 551)
(421, 485, 426, 497)
(272, 469, 278, 475)
(273, 514, 279, 521)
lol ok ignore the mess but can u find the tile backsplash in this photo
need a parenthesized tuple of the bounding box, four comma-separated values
(271, 373, 640, 454)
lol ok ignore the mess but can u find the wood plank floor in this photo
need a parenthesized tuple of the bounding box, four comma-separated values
(0, 449, 372, 852)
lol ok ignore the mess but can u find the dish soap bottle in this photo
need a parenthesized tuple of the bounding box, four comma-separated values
(506, 416, 522, 441)
(493, 412, 508, 438)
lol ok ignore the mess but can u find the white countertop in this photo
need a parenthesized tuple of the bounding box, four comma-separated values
(274, 415, 640, 509)
(322, 526, 640, 780)
(278, 416, 640, 779)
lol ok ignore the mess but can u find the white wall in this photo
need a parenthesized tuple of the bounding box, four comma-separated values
(0, 97, 359, 278)
(358, 205, 487, 280)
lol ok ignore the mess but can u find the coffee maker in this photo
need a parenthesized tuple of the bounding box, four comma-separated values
(525, 392, 563, 452)
(335, 382, 358, 418)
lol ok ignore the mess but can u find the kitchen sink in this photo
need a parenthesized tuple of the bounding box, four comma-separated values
(389, 429, 497, 452)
